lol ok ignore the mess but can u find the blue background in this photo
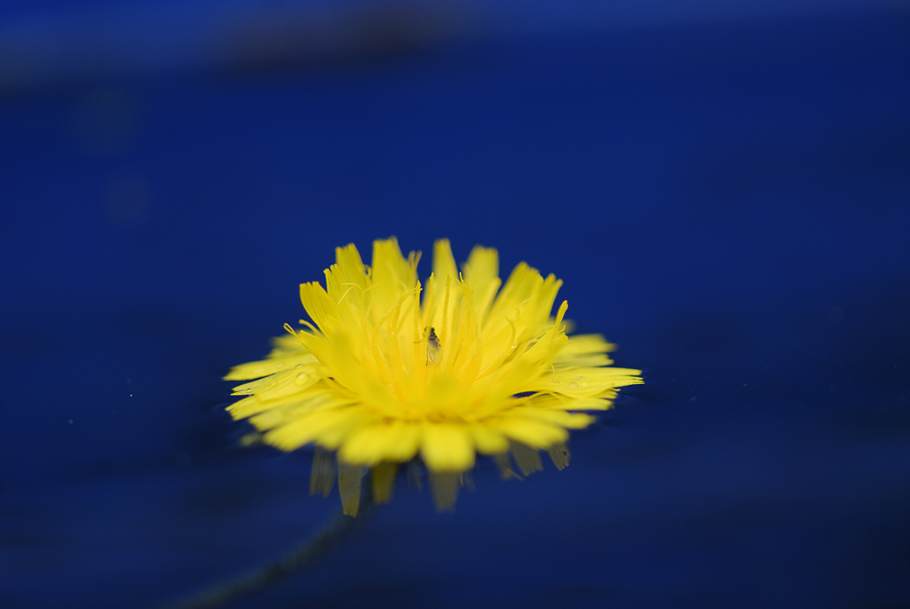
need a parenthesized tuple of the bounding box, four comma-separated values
(2, 1, 909, 607)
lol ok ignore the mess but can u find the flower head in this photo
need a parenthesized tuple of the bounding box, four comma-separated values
(226, 238, 642, 514)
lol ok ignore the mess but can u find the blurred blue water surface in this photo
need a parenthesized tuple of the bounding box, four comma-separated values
(1, 3, 909, 608)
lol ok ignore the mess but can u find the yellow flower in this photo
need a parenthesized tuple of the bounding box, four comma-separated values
(226, 238, 642, 515)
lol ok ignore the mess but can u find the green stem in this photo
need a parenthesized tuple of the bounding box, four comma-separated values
(153, 487, 374, 609)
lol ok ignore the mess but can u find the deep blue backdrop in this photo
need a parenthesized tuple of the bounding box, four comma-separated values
(2, 3, 909, 608)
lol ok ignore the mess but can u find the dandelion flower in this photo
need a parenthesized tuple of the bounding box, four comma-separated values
(226, 238, 642, 515)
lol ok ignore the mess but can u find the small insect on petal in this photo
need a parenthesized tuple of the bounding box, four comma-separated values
(426, 326, 441, 365)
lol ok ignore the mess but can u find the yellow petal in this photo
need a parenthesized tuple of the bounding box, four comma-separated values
(299, 282, 338, 331)
(532, 367, 643, 398)
(421, 424, 475, 472)
(262, 406, 368, 451)
(517, 408, 596, 429)
(463, 246, 500, 326)
(469, 425, 510, 455)
(432, 239, 458, 286)
(491, 417, 568, 448)
(224, 352, 317, 381)
(332, 243, 369, 294)
(269, 333, 309, 353)
(241, 390, 345, 428)
(371, 237, 417, 317)
(532, 396, 615, 411)
(337, 421, 421, 465)
(558, 333, 616, 356)
(428, 240, 460, 345)
(230, 365, 320, 401)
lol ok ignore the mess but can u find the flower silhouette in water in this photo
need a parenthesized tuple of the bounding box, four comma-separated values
(226, 238, 642, 514)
